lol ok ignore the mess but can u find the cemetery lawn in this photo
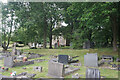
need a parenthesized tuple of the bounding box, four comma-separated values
(1, 47, 119, 78)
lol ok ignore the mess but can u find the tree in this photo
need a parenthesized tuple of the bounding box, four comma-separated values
(66, 2, 118, 50)
(1, 2, 18, 50)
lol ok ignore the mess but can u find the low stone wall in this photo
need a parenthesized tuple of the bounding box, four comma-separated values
(28, 54, 44, 59)
(4, 56, 34, 68)
(12, 60, 34, 67)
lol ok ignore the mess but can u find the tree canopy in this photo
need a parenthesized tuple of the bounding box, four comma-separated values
(0, 2, 119, 51)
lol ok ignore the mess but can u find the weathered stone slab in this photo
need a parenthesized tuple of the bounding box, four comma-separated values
(65, 67, 80, 76)
(4, 56, 14, 68)
(47, 61, 80, 78)
(47, 61, 64, 78)
(70, 62, 82, 66)
(33, 59, 46, 63)
(84, 53, 98, 67)
(86, 68, 100, 80)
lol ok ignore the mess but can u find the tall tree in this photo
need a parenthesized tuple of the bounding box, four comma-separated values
(1, 3, 18, 50)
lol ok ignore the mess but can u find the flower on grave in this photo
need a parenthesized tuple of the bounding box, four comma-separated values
(1, 67, 4, 69)
(10, 71, 16, 77)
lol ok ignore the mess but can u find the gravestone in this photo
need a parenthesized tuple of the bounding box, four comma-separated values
(47, 61, 64, 78)
(0, 56, 4, 60)
(47, 60, 80, 78)
(72, 73, 82, 78)
(11, 43, 17, 56)
(70, 42, 73, 49)
(83, 40, 90, 49)
(118, 65, 120, 71)
(15, 72, 36, 78)
(86, 68, 100, 80)
(58, 55, 69, 64)
(101, 55, 114, 62)
(17, 50, 21, 56)
(4, 56, 14, 68)
(84, 53, 98, 67)
(116, 58, 120, 62)
(16, 55, 23, 61)
(33, 66, 42, 72)
(54, 43, 58, 49)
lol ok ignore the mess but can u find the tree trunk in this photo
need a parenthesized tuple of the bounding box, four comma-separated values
(35, 42, 37, 49)
(43, 17, 47, 49)
(42, 3, 47, 49)
(66, 21, 74, 46)
(66, 38, 70, 46)
(111, 16, 118, 51)
(49, 25, 53, 49)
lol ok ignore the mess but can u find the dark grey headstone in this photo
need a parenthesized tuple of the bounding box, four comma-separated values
(86, 68, 100, 80)
(58, 55, 68, 64)
(84, 53, 98, 67)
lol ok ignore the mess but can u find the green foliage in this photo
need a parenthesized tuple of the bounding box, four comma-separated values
(1, 2, 118, 50)
(65, 2, 118, 49)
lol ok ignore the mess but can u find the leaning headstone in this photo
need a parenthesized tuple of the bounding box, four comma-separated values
(58, 55, 69, 64)
(84, 53, 98, 67)
(47, 61, 64, 78)
(86, 68, 100, 80)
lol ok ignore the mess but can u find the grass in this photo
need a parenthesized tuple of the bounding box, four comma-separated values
(0, 47, 119, 78)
